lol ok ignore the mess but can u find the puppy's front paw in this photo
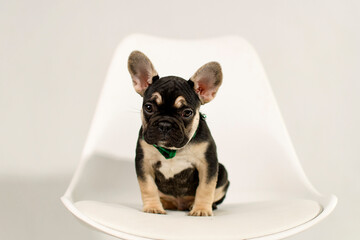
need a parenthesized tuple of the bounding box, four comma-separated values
(143, 205, 166, 214)
(189, 207, 213, 216)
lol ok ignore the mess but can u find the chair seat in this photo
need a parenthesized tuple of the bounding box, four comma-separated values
(75, 199, 321, 240)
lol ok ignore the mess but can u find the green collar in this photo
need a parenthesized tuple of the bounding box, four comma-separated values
(150, 113, 206, 159)
(153, 145, 177, 159)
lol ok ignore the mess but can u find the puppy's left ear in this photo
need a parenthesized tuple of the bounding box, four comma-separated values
(128, 51, 158, 96)
(190, 62, 223, 104)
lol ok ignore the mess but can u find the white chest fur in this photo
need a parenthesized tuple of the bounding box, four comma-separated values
(140, 140, 209, 180)
(157, 157, 193, 179)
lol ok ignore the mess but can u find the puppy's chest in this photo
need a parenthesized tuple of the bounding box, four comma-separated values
(141, 140, 208, 180)
(154, 156, 194, 179)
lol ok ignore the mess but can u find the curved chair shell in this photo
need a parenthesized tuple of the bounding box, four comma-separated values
(61, 34, 336, 240)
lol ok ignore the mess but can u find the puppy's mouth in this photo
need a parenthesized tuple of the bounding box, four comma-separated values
(143, 119, 188, 149)
(156, 141, 179, 150)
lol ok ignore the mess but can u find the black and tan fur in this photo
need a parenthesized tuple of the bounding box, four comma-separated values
(128, 51, 229, 216)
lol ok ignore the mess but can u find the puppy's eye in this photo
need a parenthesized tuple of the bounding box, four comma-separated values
(182, 109, 193, 118)
(144, 103, 153, 113)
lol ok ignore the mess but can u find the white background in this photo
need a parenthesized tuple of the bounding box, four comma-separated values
(1, 0, 359, 239)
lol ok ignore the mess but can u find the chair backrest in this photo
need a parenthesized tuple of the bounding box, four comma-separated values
(82, 34, 318, 202)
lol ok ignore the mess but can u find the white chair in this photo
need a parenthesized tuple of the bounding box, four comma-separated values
(61, 34, 337, 240)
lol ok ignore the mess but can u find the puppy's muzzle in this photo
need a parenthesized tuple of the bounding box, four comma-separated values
(144, 117, 186, 148)
(158, 121, 173, 135)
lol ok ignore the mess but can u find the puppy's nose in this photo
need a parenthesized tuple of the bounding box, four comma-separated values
(158, 121, 173, 133)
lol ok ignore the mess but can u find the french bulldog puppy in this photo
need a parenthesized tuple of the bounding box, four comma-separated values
(128, 51, 229, 216)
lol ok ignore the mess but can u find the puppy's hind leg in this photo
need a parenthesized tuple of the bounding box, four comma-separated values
(213, 163, 230, 208)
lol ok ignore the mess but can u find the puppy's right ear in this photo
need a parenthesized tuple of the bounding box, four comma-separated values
(128, 51, 158, 96)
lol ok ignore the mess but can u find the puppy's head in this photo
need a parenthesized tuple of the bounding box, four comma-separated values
(128, 51, 222, 149)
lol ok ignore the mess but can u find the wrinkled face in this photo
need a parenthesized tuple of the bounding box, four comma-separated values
(141, 76, 201, 149)
(128, 50, 223, 148)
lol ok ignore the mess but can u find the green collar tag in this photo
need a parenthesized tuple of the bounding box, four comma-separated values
(149, 113, 206, 160)
(153, 145, 177, 159)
